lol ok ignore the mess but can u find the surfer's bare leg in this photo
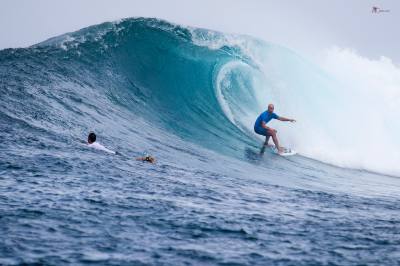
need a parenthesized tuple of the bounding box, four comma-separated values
(271, 131, 284, 153)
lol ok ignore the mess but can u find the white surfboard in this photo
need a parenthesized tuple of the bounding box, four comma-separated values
(270, 146, 297, 156)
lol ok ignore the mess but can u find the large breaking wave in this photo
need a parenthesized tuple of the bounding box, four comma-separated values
(1, 17, 399, 176)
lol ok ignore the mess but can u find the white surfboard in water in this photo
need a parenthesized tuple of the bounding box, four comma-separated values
(270, 146, 297, 156)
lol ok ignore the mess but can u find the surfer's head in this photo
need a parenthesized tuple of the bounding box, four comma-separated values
(267, 104, 274, 113)
(88, 132, 96, 144)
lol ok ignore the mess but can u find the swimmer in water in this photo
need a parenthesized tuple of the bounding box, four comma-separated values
(86, 132, 156, 163)
(87, 132, 116, 154)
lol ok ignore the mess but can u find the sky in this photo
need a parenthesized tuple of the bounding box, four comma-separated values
(0, 0, 399, 62)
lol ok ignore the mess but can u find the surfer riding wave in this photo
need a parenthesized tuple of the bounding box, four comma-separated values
(254, 104, 296, 154)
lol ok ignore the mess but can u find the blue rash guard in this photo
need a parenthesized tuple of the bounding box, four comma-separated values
(254, 111, 279, 136)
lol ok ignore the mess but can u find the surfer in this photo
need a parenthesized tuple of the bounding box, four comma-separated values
(254, 104, 295, 154)
(87, 132, 116, 154)
(86, 132, 156, 163)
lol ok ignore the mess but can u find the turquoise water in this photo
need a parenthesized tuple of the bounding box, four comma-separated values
(1, 18, 399, 265)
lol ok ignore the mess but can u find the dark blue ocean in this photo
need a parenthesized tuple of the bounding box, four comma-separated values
(1, 18, 400, 265)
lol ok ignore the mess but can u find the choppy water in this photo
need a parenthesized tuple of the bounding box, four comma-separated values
(1, 18, 399, 265)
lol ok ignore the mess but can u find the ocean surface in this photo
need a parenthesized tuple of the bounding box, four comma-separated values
(1, 18, 400, 265)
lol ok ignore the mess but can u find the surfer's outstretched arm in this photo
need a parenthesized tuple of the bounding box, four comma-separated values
(278, 117, 296, 122)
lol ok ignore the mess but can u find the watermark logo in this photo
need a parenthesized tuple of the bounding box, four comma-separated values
(372, 6, 390, 13)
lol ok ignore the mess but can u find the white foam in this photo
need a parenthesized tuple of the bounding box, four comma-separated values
(189, 28, 266, 70)
(312, 47, 400, 175)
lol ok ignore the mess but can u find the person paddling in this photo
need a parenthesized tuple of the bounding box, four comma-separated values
(87, 132, 116, 154)
(86, 132, 156, 163)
